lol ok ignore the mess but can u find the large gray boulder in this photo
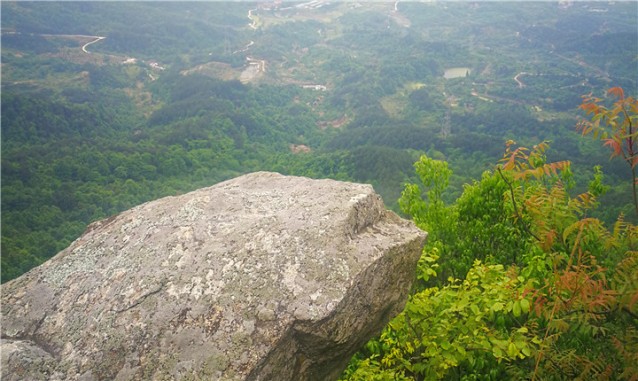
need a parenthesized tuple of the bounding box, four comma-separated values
(1, 172, 426, 381)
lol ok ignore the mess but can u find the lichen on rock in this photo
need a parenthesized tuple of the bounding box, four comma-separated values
(1, 172, 426, 381)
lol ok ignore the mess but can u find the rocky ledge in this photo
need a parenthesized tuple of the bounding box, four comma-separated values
(1, 172, 426, 381)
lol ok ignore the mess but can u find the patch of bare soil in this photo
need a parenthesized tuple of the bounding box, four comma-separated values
(317, 114, 349, 130)
(290, 144, 312, 153)
(181, 61, 239, 81)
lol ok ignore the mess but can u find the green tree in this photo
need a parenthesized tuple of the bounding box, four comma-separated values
(341, 88, 638, 380)
(578, 87, 638, 216)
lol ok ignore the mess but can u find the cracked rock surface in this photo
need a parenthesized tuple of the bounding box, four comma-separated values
(1, 172, 426, 381)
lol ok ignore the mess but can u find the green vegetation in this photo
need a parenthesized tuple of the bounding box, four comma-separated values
(1, 9, 637, 377)
(1, 74, 354, 280)
(1, 2, 636, 377)
(341, 89, 638, 380)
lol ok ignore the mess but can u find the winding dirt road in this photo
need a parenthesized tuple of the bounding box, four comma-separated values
(239, 7, 267, 82)
(82, 36, 105, 53)
(248, 8, 258, 30)
(514, 72, 528, 88)
(233, 40, 254, 55)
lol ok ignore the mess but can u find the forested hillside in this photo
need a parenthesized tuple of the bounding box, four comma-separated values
(2, 1, 637, 379)
(340, 88, 638, 380)
(1, 1, 636, 287)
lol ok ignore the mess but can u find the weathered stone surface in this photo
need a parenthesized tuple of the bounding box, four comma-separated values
(1, 172, 426, 381)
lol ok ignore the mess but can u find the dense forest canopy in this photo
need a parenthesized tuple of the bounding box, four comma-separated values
(2, 1, 637, 379)
(1, 0, 636, 297)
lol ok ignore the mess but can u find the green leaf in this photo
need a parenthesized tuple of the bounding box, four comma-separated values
(423, 255, 437, 263)
(491, 302, 504, 312)
(512, 301, 521, 317)
(520, 298, 530, 314)
(507, 342, 518, 358)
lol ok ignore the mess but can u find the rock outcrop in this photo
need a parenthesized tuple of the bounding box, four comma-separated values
(1, 172, 426, 381)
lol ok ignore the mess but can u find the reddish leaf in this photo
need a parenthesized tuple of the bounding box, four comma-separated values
(541, 230, 557, 251)
(580, 102, 599, 115)
(607, 86, 625, 100)
(503, 154, 517, 171)
(603, 138, 623, 157)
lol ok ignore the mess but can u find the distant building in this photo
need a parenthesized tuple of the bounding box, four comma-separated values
(149, 62, 165, 70)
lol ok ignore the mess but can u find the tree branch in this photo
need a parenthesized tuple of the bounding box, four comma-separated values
(622, 103, 638, 217)
(497, 166, 540, 242)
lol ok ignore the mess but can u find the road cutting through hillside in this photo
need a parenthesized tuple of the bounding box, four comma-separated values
(82, 36, 105, 53)
(514, 72, 528, 88)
